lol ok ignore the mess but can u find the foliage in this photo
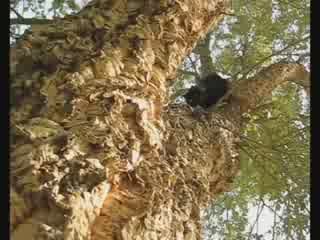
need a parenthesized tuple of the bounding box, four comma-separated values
(10, 0, 82, 41)
(202, 84, 309, 239)
(194, 0, 309, 239)
(11, 0, 80, 17)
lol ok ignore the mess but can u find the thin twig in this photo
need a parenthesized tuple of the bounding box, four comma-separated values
(10, 7, 23, 19)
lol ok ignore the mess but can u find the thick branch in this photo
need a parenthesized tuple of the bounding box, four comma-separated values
(228, 62, 310, 115)
(10, 18, 54, 25)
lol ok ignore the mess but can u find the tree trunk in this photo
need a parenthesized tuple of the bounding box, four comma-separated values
(10, 0, 309, 239)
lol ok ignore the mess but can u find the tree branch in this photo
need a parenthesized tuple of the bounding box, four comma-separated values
(10, 18, 54, 25)
(10, 7, 23, 19)
(228, 62, 310, 115)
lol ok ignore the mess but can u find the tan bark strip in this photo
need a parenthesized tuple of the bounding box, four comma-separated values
(228, 63, 310, 115)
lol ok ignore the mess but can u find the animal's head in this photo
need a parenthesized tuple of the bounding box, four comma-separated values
(183, 86, 202, 107)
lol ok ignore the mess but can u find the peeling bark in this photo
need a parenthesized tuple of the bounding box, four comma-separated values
(10, 0, 309, 239)
(229, 63, 310, 114)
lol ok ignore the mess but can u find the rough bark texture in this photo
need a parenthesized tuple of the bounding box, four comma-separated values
(10, 0, 309, 239)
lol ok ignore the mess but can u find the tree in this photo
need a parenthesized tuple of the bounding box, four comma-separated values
(10, 0, 309, 239)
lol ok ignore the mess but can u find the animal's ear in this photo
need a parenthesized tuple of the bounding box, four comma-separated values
(183, 86, 203, 107)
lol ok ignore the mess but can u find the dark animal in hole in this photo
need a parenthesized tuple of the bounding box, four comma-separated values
(183, 73, 230, 109)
